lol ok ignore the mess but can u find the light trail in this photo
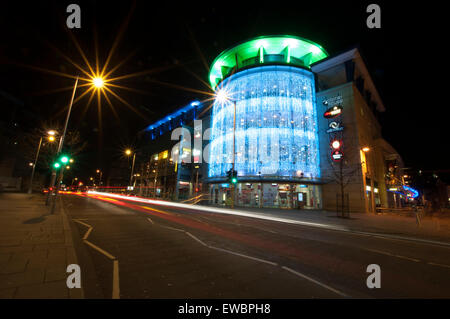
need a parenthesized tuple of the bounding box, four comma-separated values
(84, 191, 350, 232)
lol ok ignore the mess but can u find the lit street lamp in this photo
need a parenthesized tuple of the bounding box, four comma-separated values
(96, 169, 103, 186)
(216, 89, 237, 208)
(48, 75, 105, 210)
(28, 130, 57, 194)
(125, 149, 136, 187)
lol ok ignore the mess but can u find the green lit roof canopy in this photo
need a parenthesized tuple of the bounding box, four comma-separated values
(209, 35, 328, 90)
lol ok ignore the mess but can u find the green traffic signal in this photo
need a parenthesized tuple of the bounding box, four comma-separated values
(231, 177, 238, 184)
(54, 162, 61, 168)
(60, 156, 69, 163)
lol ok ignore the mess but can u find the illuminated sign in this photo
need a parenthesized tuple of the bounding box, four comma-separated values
(331, 150, 344, 161)
(326, 121, 344, 133)
(403, 185, 419, 198)
(324, 105, 343, 118)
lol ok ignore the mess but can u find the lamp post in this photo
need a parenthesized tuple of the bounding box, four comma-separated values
(28, 131, 57, 194)
(216, 89, 237, 208)
(47, 75, 104, 208)
(96, 169, 103, 186)
(46, 76, 79, 205)
(125, 149, 136, 188)
(361, 146, 376, 214)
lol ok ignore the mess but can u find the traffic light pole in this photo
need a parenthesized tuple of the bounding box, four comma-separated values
(231, 100, 236, 209)
(46, 76, 79, 209)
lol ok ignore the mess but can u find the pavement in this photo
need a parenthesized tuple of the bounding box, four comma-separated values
(0, 193, 83, 299)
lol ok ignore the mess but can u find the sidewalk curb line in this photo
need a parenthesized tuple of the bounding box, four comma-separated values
(59, 197, 85, 299)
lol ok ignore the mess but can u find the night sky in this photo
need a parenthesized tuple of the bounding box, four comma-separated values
(0, 1, 447, 180)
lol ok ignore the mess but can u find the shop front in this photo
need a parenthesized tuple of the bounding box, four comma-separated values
(209, 182, 322, 210)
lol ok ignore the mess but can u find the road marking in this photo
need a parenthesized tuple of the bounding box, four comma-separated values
(365, 248, 420, 262)
(159, 224, 185, 232)
(427, 262, 450, 269)
(83, 240, 117, 260)
(208, 245, 278, 266)
(147, 217, 154, 225)
(140, 205, 173, 215)
(281, 266, 348, 298)
(73, 219, 120, 299)
(153, 216, 346, 297)
(113, 260, 120, 299)
(185, 231, 209, 247)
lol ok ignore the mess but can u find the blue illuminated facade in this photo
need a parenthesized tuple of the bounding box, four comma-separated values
(208, 65, 320, 181)
(146, 101, 203, 140)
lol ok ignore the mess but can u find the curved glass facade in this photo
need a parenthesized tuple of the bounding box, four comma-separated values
(208, 65, 320, 180)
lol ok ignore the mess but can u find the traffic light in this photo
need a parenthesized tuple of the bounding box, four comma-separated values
(59, 155, 69, 164)
(330, 138, 343, 162)
(227, 169, 238, 184)
(53, 155, 72, 170)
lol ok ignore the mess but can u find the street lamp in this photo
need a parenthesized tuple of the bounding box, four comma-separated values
(125, 149, 136, 187)
(49, 75, 105, 209)
(28, 130, 57, 194)
(216, 88, 237, 208)
(96, 169, 103, 186)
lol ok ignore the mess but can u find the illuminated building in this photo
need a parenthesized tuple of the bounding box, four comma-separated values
(142, 36, 408, 213)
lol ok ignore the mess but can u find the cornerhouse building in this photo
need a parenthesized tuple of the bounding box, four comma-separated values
(143, 35, 409, 214)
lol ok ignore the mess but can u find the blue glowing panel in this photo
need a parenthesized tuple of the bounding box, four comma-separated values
(208, 65, 320, 179)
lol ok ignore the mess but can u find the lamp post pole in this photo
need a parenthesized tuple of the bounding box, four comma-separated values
(129, 152, 136, 187)
(28, 137, 43, 194)
(231, 100, 236, 209)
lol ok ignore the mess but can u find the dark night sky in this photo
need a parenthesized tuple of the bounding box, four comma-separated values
(0, 1, 447, 180)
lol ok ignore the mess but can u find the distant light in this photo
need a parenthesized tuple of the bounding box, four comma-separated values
(125, 149, 132, 156)
(47, 130, 56, 136)
(69, 159, 74, 163)
(191, 101, 200, 106)
(29, 162, 34, 167)
(93, 77, 104, 88)
(362, 147, 370, 152)
(48, 136, 56, 142)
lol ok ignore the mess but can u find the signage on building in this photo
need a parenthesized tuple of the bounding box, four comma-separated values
(326, 121, 344, 133)
(322, 94, 343, 107)
(324, 105, 343, 118)
(331, 150, 344, 161)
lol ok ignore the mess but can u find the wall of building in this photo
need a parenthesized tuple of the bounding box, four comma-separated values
(316, 82, 367, 213)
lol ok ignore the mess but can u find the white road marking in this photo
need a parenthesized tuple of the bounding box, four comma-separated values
(365, 248, 420, 262)
(208, 245, 278, 266)
(147, 217, 154, 225)
(427, 262, 450, 269)
(73, 219, 120, 299)
(281, 266, 348, 298)
(185, 231, 209, 247)
(154, 219, 346, 296)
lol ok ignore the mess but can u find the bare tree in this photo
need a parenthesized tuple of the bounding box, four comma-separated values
(325, 137, 361, 218)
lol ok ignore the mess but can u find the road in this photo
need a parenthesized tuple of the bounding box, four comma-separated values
(61, 192, 450, 299)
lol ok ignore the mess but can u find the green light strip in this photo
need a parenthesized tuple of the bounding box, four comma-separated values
(209, 35, 328, 90)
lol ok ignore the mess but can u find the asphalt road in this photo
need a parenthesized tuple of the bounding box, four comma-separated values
(61, 193, 450, 299)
